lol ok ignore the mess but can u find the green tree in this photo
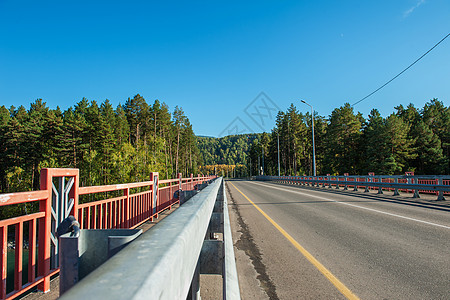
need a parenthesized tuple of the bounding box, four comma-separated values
(172, 106, 186, 174)
(124, 94, 147, 145)
(411, 120, 446, 174)
(323, 103, 363, 174)
(0, 106, 11, 192)
(385, 113, 417, 173)
(361, 109, 390, 174)
(421, 99, 450, 173)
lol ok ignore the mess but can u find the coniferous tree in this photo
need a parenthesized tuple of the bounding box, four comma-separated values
(0, 106, 11, 192)
(124, 94, 147, 145)
(411, 120, 446, 174)
(172, 106, 186, 175)
(99, 100, 116, 184)
(421, 99, 450, 173)
(323, 103, 363, 175)
(362, 109, 390, 174)
(385, 113, 417, 173)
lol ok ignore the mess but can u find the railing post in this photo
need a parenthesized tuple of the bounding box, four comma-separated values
(14, 222, 23, 291)
(437, 177, 445, 200)
(124, 187, 130, 228)
(353, 177, 359, 191)
(343, 173, 348, 190)
(38, 168, 52, 293)
(150, 172, 159, 216)
(412, 177, 420, 198)
(377, 176, 384, 194)
(169, 180, 173, 205)
(71, 170, 80, 221)
(393, 177, 400, 196)
(178, 173, 183, 192)
(1, 226, 7, 299)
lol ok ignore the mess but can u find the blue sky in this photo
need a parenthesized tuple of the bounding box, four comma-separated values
(1, 0, 449, 137)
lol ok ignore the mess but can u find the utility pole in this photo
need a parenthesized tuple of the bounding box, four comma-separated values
(262, 148, 264, 176)
(301, 100, 316, 176)
(277, 132, 280, 176)
(258, 156, 260, 176)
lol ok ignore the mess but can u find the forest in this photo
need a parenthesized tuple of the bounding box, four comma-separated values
(248, 99, 449, 176)
(1, 96, 448, 196)
(196, 99, 449, 177)
(197, 134, 260, 165)
(196, 134, 261, 178)
(0, 94, 202, 194)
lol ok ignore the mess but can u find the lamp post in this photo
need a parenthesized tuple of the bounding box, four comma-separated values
(277, 131, 280, 176)
(262, 147, 264, 176)
(301, 100, 316, 176)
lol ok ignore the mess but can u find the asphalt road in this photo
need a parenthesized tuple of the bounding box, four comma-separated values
(226, 180, 450, 300)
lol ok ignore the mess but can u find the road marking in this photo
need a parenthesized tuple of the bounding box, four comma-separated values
(250, 181, 450, 230)
(229, 182, 360, 300)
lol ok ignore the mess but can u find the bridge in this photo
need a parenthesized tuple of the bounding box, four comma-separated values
(0, 170, 449, 299)
(228, 177, 450, 299)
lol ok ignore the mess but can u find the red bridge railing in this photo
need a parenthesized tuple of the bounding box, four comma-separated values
(0, 168, 216, 300)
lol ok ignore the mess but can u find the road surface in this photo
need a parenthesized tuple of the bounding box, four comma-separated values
(227, 180, 450, 299)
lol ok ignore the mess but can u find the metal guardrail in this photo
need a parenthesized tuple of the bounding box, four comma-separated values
(257, 175, 450, 201)
(59, 177, 240, 300)
(223, 182, 241, 299)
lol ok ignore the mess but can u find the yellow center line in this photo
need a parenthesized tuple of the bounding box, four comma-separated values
(229, 182, 360, 300)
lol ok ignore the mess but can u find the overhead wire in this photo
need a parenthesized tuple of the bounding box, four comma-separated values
(352, 32, 450, 107)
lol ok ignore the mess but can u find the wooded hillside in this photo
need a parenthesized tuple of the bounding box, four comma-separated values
(197, 134, 260, 166)
(0, 94, 202, 193)
(247, 99, 449, 176)
(195, 99, 449, 177)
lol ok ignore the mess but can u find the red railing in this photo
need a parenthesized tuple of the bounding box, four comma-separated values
(0, 169, 216, 299)
(272, 175, 450, 196)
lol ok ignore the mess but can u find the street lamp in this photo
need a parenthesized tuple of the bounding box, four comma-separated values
(277, 131, 280, 176)
(301, 100, 316, 176)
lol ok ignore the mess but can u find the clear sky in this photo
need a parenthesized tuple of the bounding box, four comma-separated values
(1, 1, 449, 137)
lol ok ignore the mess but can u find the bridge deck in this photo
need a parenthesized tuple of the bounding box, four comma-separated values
(227, 179, 450, 299)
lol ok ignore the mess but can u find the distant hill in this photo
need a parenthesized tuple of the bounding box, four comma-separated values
(197, 133, 262, 165)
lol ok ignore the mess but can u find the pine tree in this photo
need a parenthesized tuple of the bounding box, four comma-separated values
(63, 107, 87, 168)
(362, 109, 390, 174)
(41, 107, 65, 168)
(3, 107, 27, 190)
(0, 106, 11, 192)
(99, 100, 117, 184)
(421, 99, 450, 174)
(173, 106, 186, 175)
(114, 104, 130, 146)
(411, 120, 446, 174)
(124, 94, 147, 145)
(385, 114, 417, 173)
(324, 103, 363, 174)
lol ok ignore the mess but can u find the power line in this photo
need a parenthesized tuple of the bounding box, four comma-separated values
(352, 32, 450, 107)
